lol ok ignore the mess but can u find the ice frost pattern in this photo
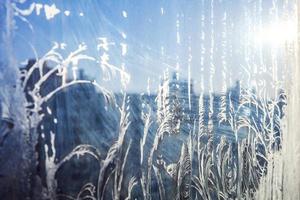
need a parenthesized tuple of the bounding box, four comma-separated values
(0, 0, 298, 200)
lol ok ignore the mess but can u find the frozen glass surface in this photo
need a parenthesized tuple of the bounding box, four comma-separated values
(0, 0, 299, 199)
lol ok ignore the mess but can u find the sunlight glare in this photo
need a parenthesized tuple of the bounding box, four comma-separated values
(255, 20, 297, 46)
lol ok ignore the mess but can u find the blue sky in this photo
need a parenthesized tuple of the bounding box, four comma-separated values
(1, 0, 293, 94)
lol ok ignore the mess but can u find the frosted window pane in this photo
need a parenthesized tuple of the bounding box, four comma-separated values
(0, 0, 299, 199)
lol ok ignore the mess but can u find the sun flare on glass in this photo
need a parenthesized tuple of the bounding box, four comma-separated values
(255, 20, 297, 46)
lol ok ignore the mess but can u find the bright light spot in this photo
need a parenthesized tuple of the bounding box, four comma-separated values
(176, 19, 180, 44)
(97, 37, 115, 51)
(64, 10, 70, 16)
(160, 7, 164, 15)
(255, 20, 297, 46)
(35, 3, 43, 15)
(44, 4, 60, 20)
(121, 32, 127, 39)
(147, 78, 151, 95)
(60, 43, 66, 49)
(120, 43, 127, 56)
(161, 46, 165, 56)
(122, 10, 127, 18)
(79, 12, 84, 16)
(47, 106, 52, 115)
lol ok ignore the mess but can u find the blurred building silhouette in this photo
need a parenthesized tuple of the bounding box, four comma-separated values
(0, 61, 286, 198)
